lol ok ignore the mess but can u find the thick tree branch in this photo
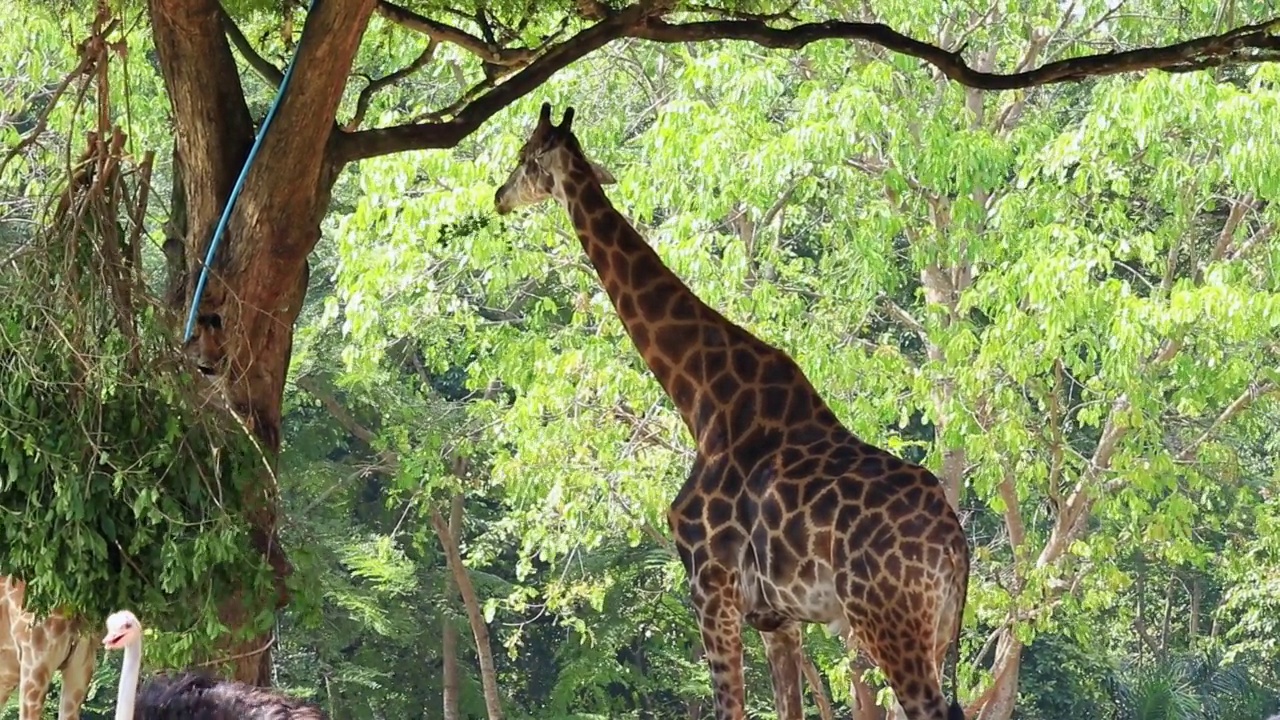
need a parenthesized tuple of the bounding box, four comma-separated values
(345, 41, 438, 131)
(221, 7, 284, 87)
(236, 0, 375, 260)
(335, 5, 1280, 164)
(633, 15, 1280, 89)
(334, 3, 654, 164)
(377, 0, 535, 66)
(149, 0, 256, 259)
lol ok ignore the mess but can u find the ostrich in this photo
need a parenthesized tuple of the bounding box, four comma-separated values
(101, 610, 326, 719)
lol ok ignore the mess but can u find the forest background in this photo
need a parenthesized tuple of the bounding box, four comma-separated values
(1, 0, 1279, 719)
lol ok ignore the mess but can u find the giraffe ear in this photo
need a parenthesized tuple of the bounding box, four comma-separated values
(560, 106, 576, 132)
(589, 159, 617, 185)
(537, 102, 553, 129)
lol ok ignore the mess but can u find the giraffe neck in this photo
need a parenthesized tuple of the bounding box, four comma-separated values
(555, 167, 723, 438)
(553, 157, 839, 452)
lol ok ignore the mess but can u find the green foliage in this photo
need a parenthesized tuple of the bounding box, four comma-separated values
(312, 10, 1279, 712)
(1105, 651, 1277, 720)
(5, 0, 1280, 718)
(0, 11, 276, 672)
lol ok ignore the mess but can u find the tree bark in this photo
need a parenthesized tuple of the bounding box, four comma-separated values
(1159, 576, 1175, 659)
(972, 635, 1022, 720)
(851, 653, 887, 720)
(147, 0, 376, 684)
(1189, 576, 1202, 646)
(442, 494, 464, 720)
(800, 653, 834, 720)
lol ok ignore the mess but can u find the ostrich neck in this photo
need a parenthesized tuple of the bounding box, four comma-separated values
(116, 639, 141, 720)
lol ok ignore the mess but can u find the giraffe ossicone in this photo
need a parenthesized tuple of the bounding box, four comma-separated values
(495, 103, 970, 720)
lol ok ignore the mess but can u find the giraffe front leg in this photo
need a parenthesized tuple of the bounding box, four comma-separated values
(0, 671, 17, 711)
(760, 622, 804, 720)
(18, 662, 53, 720)
(692, 569, 746, 720)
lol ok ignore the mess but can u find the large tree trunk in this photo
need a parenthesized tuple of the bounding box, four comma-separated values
(147, 0, 376, 684)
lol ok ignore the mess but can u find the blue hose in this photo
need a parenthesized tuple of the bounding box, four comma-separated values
(183, 0, 319, 343)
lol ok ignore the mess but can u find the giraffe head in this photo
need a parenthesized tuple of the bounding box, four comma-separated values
(101, 610, 142, 650)
(494, 102, 616, 215)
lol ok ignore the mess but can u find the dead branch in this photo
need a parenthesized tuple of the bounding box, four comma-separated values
(0, 18, 117, 176)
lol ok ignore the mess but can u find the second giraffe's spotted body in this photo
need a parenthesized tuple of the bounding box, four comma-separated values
(495, 104, 969, 720)
(0, 577, 96, 720)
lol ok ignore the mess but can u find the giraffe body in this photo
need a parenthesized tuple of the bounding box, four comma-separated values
(496, 104, 970, 720)
(0, 577, 96, 720)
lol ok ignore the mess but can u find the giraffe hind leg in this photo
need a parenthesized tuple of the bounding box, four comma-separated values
(933, 592, 966, 720)
(56, 637, 94, 720)
(848, 604, 952, 720)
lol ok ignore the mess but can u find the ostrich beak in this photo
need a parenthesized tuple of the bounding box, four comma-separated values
(102, 631, 124, 648)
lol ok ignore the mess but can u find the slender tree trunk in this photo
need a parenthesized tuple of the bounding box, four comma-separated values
(851, 654, 886, 720)
(972, 636, 1022, 720)
(1159, 576, 1175, 659)
(1136, 557, 1147, 665)
(1189, 576, 1202, 646)
(800, 653, 834, 720)
(431, 506, 504, 719)
(689, 640, 704, 720)
(638, 638, 654, 719)
(442, 494, 464, 720)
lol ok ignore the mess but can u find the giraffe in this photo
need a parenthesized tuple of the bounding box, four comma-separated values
(494, 104, 970, 720)
(0, 577, 96, 720)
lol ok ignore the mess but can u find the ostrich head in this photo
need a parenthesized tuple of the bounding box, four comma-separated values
(102, 610, 143, 650)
